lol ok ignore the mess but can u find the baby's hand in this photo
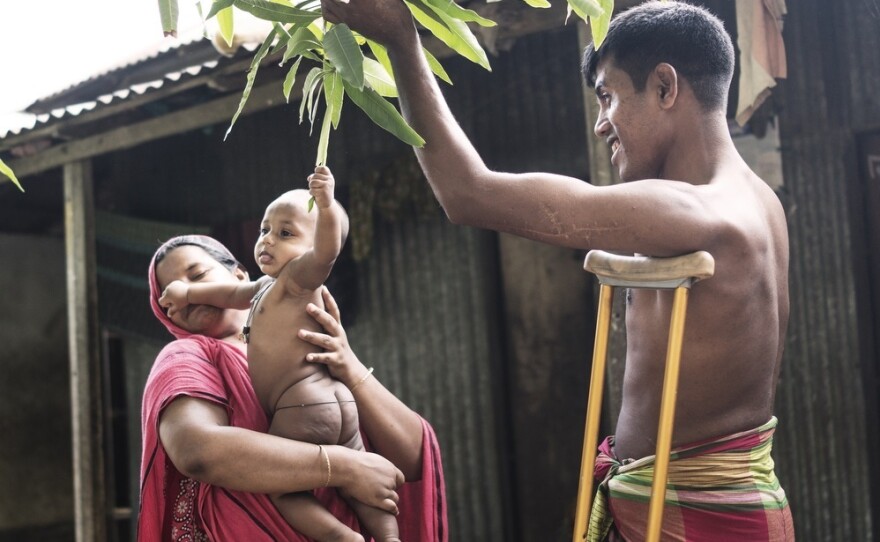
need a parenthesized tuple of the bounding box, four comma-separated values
(308, 166, 335, 210)
(159, 280, 189, 317)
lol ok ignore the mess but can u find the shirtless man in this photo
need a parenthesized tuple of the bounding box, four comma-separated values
(160, 166, 399, 542)
(321, 1, 794, 539)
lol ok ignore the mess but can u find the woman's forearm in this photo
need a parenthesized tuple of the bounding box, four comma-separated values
(352, 375, 425, 480)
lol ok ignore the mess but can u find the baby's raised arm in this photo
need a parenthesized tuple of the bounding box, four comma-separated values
(283, 166, 349, 291)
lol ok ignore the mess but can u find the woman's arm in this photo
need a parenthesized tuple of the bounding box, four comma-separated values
(158, 394, 404, 513)
(299, 287, 425, 480)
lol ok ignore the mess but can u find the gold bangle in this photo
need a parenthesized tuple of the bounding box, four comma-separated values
(318, 445, 331, 487)
(350, 367, 374, 391)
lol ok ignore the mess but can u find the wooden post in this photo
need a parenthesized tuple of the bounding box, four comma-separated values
(576, 21, 627, 421)
(64, 160, 108, 542)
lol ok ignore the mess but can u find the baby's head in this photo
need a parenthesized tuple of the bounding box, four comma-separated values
(253, 189, 348, 278)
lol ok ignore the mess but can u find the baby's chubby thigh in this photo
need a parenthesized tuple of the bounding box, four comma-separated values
(268, 377, 360, 446)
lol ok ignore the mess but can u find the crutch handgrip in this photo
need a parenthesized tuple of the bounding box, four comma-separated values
(584, 250, 715, 289)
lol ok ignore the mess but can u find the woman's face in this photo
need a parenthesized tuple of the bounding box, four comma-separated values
(154, 245, 248, 338)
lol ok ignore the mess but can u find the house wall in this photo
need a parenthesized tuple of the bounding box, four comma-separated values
(769, 0, 880, 539)
(0, 233, 73, 541)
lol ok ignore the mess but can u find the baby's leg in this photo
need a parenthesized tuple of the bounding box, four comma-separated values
(271, 492, 364, 542)
(338, 402, 401, 542)
(269, 387, 362, 541)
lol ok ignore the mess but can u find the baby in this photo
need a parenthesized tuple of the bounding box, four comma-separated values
(159, 166, 399, 542)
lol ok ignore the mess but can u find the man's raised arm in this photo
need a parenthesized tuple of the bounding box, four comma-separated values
(322, 0, 723, 256)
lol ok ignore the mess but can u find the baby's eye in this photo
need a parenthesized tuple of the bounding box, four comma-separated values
(281, 230, 293, 237)
(259, 227, 269, 235)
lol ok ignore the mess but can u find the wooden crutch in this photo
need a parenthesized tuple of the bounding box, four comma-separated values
(572, 250, 715, 542)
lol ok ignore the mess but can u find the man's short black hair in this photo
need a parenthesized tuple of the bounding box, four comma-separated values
(582, 0, 735, 112)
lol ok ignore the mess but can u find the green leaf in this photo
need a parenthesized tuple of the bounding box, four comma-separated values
(158, 0, 180, 36)
(363, 57, 397, 97)
(0, 158, 24, 192)
(590, 0, 613, 50)
(282, 26, 321, 64)
(343, 80, 425, 147)
(315, 101, 334, 166)
(232, 0, 320, 25)
(323, 24, 365, 90)
(367, 40, 395, 79)
(299, 67, 325, 126)
(217, 6, 235, 48)
(421, 0, 497, 27)
(567, 0, 603, 20)
(224, 27, 278, 140)
(206, 0, 234, 20)
(522, 0, 552, 7)
(324, 71, 345, 128)
(423, 46, 453, 85)
(308, 197, 315, 212)
(405, 0, 490, 70)
(282, 56, 304, 101)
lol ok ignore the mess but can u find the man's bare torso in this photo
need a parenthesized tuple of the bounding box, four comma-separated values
(613, 169, 789, 460)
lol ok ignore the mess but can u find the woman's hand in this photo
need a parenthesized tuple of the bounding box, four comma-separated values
(299, 286, 368, 387)
(334, 447, 404, 515)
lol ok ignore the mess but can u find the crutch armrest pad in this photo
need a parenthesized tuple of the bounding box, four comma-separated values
(584, 250, 715, 289)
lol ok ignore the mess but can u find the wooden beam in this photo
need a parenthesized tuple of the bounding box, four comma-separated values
(8, 81, 288, 179)
(64, 160, 108, 542)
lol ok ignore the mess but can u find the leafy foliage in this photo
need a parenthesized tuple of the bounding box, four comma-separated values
(162, 0, 614, 168)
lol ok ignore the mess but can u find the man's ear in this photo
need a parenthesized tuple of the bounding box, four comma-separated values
(653, 63, 679, 109)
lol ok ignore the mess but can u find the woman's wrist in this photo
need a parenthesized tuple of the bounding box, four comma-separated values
(324, 445, 352, 489)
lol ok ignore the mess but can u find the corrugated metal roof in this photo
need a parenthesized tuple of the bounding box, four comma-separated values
(1, 30, 258, 140)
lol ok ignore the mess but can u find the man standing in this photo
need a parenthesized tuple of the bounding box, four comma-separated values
(322, 0, 794, 538)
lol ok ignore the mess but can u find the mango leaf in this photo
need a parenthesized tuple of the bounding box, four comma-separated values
(405, 0, 490, 70)
(158, 0, 180, 36)
(282, 26, 321, 64)
(0, 158, 24, 192)
(232, 0, 320, 25)
(206, 0, 234, 20)
(423, 46, 453, 84)
(589, 0, 613, 50)
(363, 58, 397, 97)
(366, 40, 394, 78)
(567, 0, 604, 20)
(282, 56, 304, 101)
(323, 24, 364, 90)
(421, 0, 496, 27)
(522, 0, 551, 7)
(315, 99, 334, 167)
(224, 26, 279, 140)
(342, 81, 425, 147)
(324, 71, 345, 128)
(299, 66, 325, 126)
(217, 6, 235, 48)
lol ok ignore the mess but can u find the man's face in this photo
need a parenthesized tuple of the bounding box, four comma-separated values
(592, 59, 666, 182)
